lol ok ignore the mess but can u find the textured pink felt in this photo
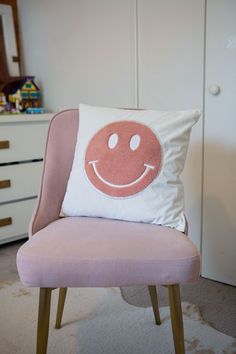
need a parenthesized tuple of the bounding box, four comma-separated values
(85, 121, 162, 197)
(17, 217, 200, 288)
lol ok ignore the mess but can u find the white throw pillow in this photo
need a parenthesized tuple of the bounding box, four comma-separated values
(62, 104, 200, 232)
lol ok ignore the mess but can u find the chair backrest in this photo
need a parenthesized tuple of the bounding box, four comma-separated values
(30, 108, 189, 236)
(30, 110, 79, 236)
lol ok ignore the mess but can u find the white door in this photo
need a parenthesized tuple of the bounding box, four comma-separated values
(202, 0, 236, 285)
(138, 0, 205, 249)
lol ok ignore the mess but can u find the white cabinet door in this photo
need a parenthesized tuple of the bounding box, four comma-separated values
(202, 0, 236, 285)
(138, 0, 205, 248)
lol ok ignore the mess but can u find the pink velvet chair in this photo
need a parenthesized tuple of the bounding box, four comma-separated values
(17, 110, 200, 354)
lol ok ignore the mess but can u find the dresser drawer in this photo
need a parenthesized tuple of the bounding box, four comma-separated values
(0, 161, 43, 203)
(0, 122, 48, 163)
(0, 199, 36, 242)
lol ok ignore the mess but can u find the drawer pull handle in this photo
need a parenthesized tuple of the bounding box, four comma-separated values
(0, 140, 10, 149)
(0, 217, 12, 227)
(0, 179, 11, 189)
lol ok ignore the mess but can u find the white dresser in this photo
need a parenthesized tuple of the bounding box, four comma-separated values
(0, 114, 53, 245)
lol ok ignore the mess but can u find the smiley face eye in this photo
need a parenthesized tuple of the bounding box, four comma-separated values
(108, 133, 118, 149)
(130, 134, 141, 151)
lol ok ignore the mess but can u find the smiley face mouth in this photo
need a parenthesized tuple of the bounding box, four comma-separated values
(88, 160, 155, 189)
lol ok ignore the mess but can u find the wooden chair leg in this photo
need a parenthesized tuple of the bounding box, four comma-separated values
(55, 288, 67, 329)
(167, 284, 185, 354)
(37, 288, 52, 354)
(148, 285, 161, 325)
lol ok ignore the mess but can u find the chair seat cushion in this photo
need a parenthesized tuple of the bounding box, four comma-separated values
(17, 217, 200, 288)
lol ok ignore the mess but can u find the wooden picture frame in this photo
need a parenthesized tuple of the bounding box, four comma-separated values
(0, 0, 21, 78)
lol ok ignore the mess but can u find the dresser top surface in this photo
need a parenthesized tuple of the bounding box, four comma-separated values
(0, 113, 54, 124)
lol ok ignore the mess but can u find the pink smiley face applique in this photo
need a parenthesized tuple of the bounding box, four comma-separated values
(84, 121, 162, 197)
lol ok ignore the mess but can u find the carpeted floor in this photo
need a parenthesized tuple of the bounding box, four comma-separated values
(1, 282, 236, 354)
(121, 278, 236, 338)
(0, 239, 236, 340)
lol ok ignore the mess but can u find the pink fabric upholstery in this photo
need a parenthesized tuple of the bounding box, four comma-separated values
(17, 110, 200, 289)
(17, 217, 200, 288)
(30, 110, 79, 236)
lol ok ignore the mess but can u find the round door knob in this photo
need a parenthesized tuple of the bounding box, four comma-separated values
(209, 84, 221, 96)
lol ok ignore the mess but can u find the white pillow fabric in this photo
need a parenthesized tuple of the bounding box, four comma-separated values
(62, 104, 200, 232)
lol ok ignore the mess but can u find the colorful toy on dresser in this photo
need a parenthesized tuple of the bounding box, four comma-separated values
(0, 76, 46, 114)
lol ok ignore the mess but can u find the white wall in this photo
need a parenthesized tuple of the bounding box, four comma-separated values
(18, 0, 137, 112)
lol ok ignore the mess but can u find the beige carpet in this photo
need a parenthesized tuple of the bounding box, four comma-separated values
(0, 281, 236, 354)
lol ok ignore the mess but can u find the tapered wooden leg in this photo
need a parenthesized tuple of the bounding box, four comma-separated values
(167, 284, 185, 354)
(55, 288, 67, 329)
(148, 285, 161, 325)
(37, 288, 52, 354)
